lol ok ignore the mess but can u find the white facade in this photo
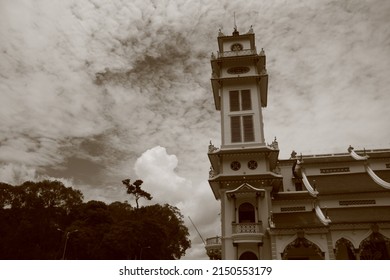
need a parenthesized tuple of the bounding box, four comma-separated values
(206, 27, 390, 260)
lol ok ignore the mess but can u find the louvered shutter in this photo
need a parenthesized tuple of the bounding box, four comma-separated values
(241, 90, 251, 110)
(243, 116, 254, 142)
(229, 91, 240, 111)
(231, 116, 241, 142)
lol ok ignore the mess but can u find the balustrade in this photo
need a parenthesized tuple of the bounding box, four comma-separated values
(232, 222, 263, 234)
(217, 49, 257, 58)
(206, 236, 222, 246)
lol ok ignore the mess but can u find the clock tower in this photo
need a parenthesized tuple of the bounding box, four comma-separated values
(206, 26, 390, 261)
(207, 27, 282, 260)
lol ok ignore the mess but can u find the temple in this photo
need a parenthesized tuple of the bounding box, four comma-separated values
(205, 27, 390, 260)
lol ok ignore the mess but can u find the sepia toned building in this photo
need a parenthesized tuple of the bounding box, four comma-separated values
(205, 27, 390, 260)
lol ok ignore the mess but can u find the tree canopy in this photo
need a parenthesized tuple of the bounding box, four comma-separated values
(121, 179, 152, 208)
(0, 180, 191, 260)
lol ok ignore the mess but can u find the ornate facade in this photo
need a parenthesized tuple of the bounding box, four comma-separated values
(205, 27, 390, 260)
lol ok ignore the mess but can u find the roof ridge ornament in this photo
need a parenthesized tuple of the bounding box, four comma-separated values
(365, 163, 390, 189)
(348, 145, 369, 160)
(300, 168, 319, 197)
(314, 203, 331, 226)
(348, 145, 390, 189)
(218, 28, 224, 37)
(259, 48, 265, 56)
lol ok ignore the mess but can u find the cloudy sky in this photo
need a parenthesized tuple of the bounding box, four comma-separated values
(1, 0, 389, 259)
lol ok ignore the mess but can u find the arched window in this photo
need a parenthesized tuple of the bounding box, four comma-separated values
(239, 251, 258, 260)
(359, 232, 390, 260)
(335, 238, 356, 260)
(282, 237, 324, 260)
(238, 203, 255, 223)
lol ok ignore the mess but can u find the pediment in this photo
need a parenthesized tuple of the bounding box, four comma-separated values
(226, 183, 265, 198)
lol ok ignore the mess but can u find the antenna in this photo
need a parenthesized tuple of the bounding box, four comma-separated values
(188, 216, 206, 245)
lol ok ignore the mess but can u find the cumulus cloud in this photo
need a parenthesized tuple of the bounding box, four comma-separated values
(134, 146, 190, 204)
(134, 146, 219, 259)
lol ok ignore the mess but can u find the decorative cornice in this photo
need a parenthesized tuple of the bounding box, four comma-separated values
(280, 206, 306, 212)
(226, 183, 266, 198)
(268, 227, 329, 235)
(329, 222, 390, 230)
(338, 199, 376, 206)
(320, 167, 350, 174)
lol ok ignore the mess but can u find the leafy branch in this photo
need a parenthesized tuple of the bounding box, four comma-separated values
(121, 179, 152, 209)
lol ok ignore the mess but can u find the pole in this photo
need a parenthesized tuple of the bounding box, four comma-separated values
(60, 230, 78, 260)
(188, 216, 206, 245)
(61, 232, 70, 260)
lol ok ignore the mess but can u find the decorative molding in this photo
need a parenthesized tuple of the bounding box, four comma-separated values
(280, 206, 306, 212)
(339, 200, 376, 206)
(209, 166, 217, 179)
(208, 141, 219, 153)
(330, 222, 390, 231)
(247, 160, 258, 170)
(230, 161, 241, 171)
(281, 237, 325, 260)
(334, 238, 357, 259)
(218, 49, 257, 58)
(230, 43, 243, 51)
(227, 66, 250, 75)
(226, 183, 266, 199)
(320, 167, 350, 174)
(232, 222, 263, 234)
(269, 227, 330, 236)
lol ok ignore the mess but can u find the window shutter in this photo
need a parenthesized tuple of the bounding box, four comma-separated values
(231, 116, 241, 143)
(243, 116, 254, 142)
(229, 91, 240, 111)
(241, 90, 252, 110)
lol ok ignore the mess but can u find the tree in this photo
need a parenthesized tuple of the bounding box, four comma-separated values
(65, 200, 113, 259)
(121, 179, 152, 208)
(136, 204, 191, 259)
(0, 180, 191, 260)
(0, 180, 83, 259)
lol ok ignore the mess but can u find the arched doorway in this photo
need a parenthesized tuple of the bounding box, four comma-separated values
(335, 238, 356, 260)
(359, 232, 390, 260)
(239, 251, 258, 260)
(282, 237, 324, 260)
(239, 203, 255, 223)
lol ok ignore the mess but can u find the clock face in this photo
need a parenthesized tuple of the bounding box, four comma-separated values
(231, 161, 241, 171)
(231, 43, 243, 51)
(248, 160, 258, 170)
(227, 66, 250, 75)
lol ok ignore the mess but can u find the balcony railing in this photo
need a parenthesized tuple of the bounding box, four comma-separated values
(232, 222, 263, 234)
(216, 49, 257, 58)
(205, 236, 222, 260)
(206, 236, 222, 246)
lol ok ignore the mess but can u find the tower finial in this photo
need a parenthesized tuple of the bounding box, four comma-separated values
(232, 12, 239, 36)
